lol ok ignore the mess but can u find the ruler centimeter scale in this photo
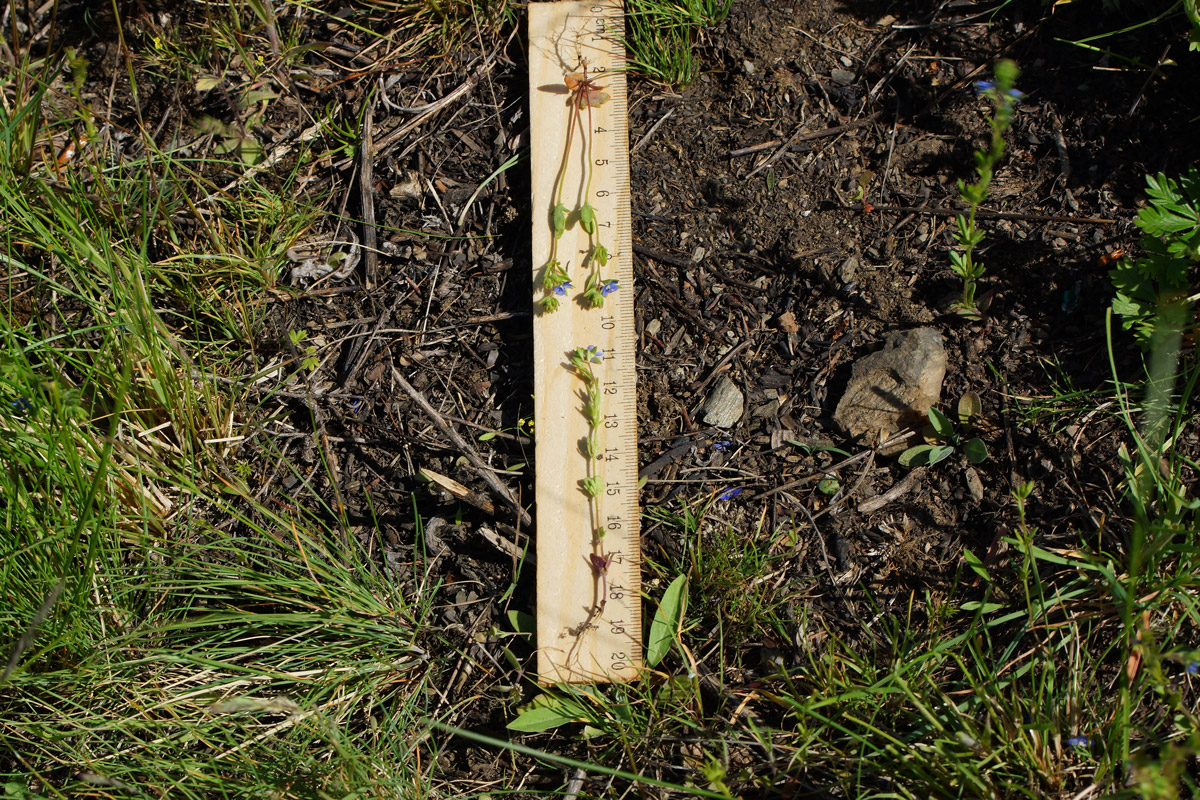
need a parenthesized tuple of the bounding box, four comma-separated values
(529, 0, 641, 684)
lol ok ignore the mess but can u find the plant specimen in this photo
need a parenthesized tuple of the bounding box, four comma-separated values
(1110, 168, 1200, 351)
(950, 59, 1022, 318)
(567, 345, 612, 626)
(538, 65, 619, 313)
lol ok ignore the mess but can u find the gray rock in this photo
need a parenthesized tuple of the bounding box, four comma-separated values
(831, 68, 855, 86)
(833, 328, 947, 454)
(701, 375, 744, 428)
(838, 255, 859, 284)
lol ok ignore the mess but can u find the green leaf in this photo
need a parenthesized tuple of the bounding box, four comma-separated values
(552, 203, 568, 238)
(646, 574, 687, 667)
(507, 705, 576, 733)
(927, 445, 955, 465)
(949, 249, 970, 277)
(478, 431, 498, 441)
(993, 58, 1019, 90)
(194, 74, 224, 92)
(963, 437, 988, 464)
(962, 548, 990, 584)
(960, 600, 1005, 613)
(928, 407, 955, 439)
(579, 203, 597, 235)
(195, 114, 231, 137)
(507, 693, 587, 732)
(243, 89, 278, 106)
(957, 391, 982, 426)
(898, 444, 934, 467)
(593, 244, 609, 266)
(817, 477, 840, 496)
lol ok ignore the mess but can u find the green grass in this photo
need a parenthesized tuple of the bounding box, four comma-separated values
(0, 9, 438, 794)
(623, 0, 733, 87)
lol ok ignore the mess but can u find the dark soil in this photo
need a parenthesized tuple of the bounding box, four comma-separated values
(44, 0, 1200, 794)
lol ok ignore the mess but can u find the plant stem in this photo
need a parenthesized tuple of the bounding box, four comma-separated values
(569, 346, 607, 615)
(951, 60, 1020, 317)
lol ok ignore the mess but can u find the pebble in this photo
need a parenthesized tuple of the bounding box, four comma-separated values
(701, 375, 744, 429)
(831, 68, 855, 86)
(839, 255, 859, 284)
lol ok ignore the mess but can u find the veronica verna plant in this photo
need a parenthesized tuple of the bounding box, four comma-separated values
(539, 64, 619, 313)
(951, 59, 1022, 318)
(568, 345, 615, 618)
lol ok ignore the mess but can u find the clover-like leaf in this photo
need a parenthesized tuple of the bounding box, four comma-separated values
(963, 437, 989, 464)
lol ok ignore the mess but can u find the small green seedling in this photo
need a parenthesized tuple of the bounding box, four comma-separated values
(478, 416, 534, 442)
(899, 391, 989, 467)
(949, 60, 1022, 318)
(507, 683, 633, 739)
(288, 329, 319, 372)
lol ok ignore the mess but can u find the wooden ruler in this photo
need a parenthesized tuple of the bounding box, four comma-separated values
(529, 0, 640, 684)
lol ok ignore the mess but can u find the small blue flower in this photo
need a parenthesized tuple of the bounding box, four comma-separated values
(583, 345, 603, 363)
(712, 439, 734, 451)
(717, 487, 743, 501)
(600, 279, 619, 297)
(553, 280, 573, 296)
(10, 396, 33, 413)
(1066, 735, 1092, 748)
(975, 80, 1023, 102)
(1187, 662, 1199, 675)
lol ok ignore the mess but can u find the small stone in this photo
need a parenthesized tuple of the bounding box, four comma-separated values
(832, 328, 948, 455)
(831, 68, 855, 86)
(965, 467, 984, 502)
(742, 60, 757, 76)
(645, 318, 661, 336)
(701, 375, 744, 428)
(389, 170, 423, 201)
(838, 255, 859, 284)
